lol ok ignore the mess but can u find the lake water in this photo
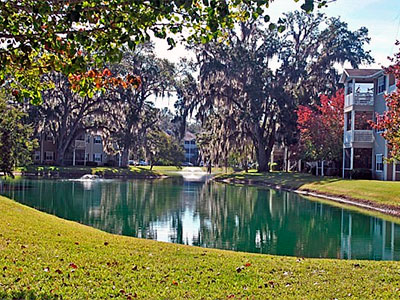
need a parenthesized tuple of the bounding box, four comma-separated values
(1, 176, 400, 260)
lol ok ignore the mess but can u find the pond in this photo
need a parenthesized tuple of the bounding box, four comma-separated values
(1, 176, 400, 260)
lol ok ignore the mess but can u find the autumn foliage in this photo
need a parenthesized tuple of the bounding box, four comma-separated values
(67, 68, 142, 95)
(370, 42, 400, 161)
(297, 89, 344, 162)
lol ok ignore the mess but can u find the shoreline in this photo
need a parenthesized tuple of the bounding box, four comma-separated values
(214, 177, 400, 218)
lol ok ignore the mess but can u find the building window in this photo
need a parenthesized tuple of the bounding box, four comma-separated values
(34, 151, 41, 161)
(347, 82, 353, 95)
(344, 148, 351, 169)
(45, 135, 53, 142)
(94, 136, 102, 144)
(45, 151, 54, 161)
(87, 135, 91, 143)
(184, 140, 190, 144)
(377, 76, 386, 94)
(376, 154, 383, 172)
(375, 116, 384, 134)
(346, 112, 352, 131)
(94, 153, 102, 162)
(190, 140, 196, 145)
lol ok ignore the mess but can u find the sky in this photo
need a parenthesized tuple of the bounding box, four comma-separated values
(152, 0, 400, 111)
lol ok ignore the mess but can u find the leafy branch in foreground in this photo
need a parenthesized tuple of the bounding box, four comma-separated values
(1, 0, 330, 103)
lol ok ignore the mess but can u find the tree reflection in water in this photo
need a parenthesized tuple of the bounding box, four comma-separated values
(2, 178, 400, 260)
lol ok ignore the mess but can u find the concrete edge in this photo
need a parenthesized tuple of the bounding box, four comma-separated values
(214, 177, 400, 218)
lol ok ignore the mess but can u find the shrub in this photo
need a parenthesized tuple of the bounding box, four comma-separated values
(351, 168, 372, 180)
(104, 160, 117, 167)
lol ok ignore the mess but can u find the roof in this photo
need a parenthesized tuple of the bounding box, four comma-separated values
(345, 69, 382, 77)
(339, 68, 383, 83)
(183, 131, 196, 141)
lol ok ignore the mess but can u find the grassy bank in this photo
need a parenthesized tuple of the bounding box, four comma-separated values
(17, 165, 183, 179)
(1, 196, 400, 299)
(216, 171, 400, 209)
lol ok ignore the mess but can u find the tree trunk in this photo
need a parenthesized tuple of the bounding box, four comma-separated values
(256, 145, 269, 172)
(56, 144, 67, 166)
(121, 148, 129, 167)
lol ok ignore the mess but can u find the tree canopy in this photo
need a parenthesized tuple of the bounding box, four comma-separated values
(1, 0, 330, 103)
(177, 11, 372, 172)
(0, 93, 37, 176)
(296, 89, 344, 162)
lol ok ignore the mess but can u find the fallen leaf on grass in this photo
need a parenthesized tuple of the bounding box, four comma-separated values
(69, 263, 78, 269)
(172, 280, 178, 286)
(245, 263, 251, 267)
(236, 266, 245, 273)
(55, 269, 63, 274)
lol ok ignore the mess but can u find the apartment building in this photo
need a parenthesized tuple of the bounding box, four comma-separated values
(340, 68, 398, 180)
(34, 132, 110, 166)
(183, 131, 199, 165)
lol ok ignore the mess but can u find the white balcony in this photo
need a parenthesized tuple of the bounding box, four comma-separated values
(345, 92, 374, 107)
(74, 140, 86, 149)
(354, 130, 374, 142)
(344, 130, 374, 145)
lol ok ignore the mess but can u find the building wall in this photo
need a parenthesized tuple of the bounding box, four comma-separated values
(373, 90, 387, 180)
(183, 139, 198, 164)
(341, 71, 399, 181)
(34, 133, 109, 166)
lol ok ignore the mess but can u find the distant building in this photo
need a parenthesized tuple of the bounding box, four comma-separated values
(34, 132, 111, 166)
(183, 131, 199, 165)
(340, 68, 398, 180)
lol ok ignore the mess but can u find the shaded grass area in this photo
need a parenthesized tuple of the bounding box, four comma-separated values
(1, 196, 400, 299)
(216, 171, 400, 208)
(16, 165, 183, 178)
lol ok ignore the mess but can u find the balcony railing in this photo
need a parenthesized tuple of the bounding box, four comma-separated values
(345, 92, 374, 107)
(74, 140, 86, 149)
(344, 130, 374, 145)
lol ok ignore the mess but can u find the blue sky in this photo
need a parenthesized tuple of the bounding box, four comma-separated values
(153, 0, 400, 110)
(312, 0, 400, 67)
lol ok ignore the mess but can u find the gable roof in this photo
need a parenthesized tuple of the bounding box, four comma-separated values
(339, 68, 383, 83)
(183, 131, 196, 141)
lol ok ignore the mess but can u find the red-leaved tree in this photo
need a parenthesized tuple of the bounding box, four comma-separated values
(297, 89, 344, 162)
(370, 43, 400, 161)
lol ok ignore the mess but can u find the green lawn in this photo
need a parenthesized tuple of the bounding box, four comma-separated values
(1, 195, 400, 299)
(17, 165, 185, 178)
(216, 171, 400, 208)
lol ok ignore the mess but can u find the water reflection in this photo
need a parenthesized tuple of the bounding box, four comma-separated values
(1, 178, 400, 260)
